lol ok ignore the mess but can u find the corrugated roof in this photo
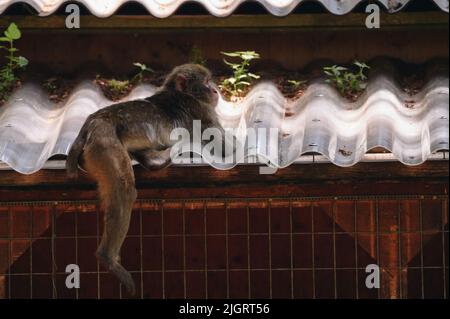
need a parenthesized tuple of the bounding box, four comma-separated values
(0, 0, 448, 17)
(0, 60, 448, 174)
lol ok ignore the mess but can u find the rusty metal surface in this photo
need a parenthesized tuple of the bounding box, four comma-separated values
(0, 0, 448, 17)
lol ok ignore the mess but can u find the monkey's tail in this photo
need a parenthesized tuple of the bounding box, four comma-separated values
(66, 123, 89, 179)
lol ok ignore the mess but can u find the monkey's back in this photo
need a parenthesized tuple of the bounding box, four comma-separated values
(83, 96, 184, 152)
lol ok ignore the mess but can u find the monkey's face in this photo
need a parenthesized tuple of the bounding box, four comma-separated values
(166, 64, 220, 107)
(187, 75, 219, 106)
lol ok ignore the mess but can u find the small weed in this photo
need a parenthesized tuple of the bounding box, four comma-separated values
(95, 75, 132, 101)
(42, 77, 75, 103)
(0, 23, 28, 104)
(131, 62, 153, 84)
(106, 79, 130, 94)
(323, 61, 370, 99)
(220, 51, 260, 99)
(287, 79, 307, 90)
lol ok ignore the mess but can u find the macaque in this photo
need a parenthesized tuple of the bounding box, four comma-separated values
(66, 64, 225, 295)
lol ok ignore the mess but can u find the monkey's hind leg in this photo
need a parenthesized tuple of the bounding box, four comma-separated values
(83, 140, 137, 295)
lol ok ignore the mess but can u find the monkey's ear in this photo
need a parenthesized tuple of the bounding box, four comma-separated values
(175, 74, 187, 92)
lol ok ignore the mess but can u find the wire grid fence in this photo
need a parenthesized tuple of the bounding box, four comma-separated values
(0, 196, 448, 299)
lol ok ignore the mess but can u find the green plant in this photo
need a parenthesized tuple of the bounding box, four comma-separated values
(106, 79, 130, 94)
(95, 74, 133, 101)
(189, 46, 206, 66)
(0, 23, 28, 102)
(42, 78, 57, 91)
(287, 79, 307, 89)
(220, 51, 260, 98)
(323, 61, 370, 96)
(131, 62, 153, 84)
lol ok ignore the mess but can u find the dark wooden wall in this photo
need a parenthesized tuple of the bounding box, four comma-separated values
(1, 13, 448, 75)
(0, 162, 448, 299)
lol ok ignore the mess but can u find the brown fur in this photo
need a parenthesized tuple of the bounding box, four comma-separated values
(66, 64, 222, 294)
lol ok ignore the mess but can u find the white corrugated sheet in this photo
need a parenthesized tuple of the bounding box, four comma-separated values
(0, 0, 448, 17)
(0, 60, 448, 174)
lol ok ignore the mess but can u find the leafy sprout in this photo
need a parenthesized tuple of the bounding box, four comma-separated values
(106, 79, 130, 94)
(0, 23, 28, 103)
(131, 62, 153, 84)
(219, 51, 260, 98)
(287, 79, 307, 89)
(323, 61, 370, 97)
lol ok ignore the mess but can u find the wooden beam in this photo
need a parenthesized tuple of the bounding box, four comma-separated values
(1, 161, 447, 201)
(0, 161, 447, 188)
(0, 181, 448, 202)
(0, 12, 448, 31)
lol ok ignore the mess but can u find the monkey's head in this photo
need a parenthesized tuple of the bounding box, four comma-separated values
(164, 64, 219, 106)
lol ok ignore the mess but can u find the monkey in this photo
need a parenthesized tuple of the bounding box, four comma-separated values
(66, 64, 226, 295)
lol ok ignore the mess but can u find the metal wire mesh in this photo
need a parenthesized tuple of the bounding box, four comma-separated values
(0, 196, 448, 299)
